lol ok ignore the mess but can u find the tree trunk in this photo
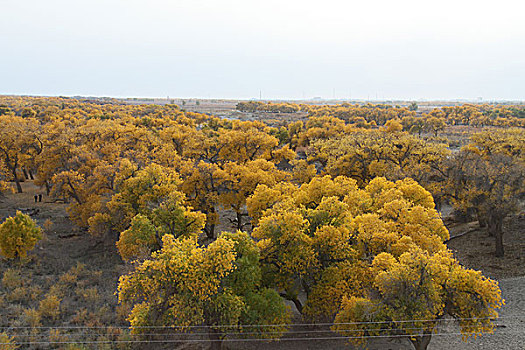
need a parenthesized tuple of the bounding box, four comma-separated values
(236, 211, 243, 231)
(67, 179, 82, 204)
(208, 329, 223, 350)
(12, 169, 22, 193)
(476, 209, 487, 228)
(478, 216, 487, 228)
(434, 197, 442, 212)
(205, 223, 216, 240)
(410, 334, 432, 350)
(488, 216, 504, 257)
(290, 296, 303, 314)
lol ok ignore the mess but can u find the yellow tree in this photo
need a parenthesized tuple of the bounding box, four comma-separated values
(448, 130, 524, 256)
(0, 159, 10, 195)
(383, 119, 403, 133)
(50, 158, 134, 228)
(401, 116, 425, 136)
(34, 119, 76, 195)
(219, 159, 288, 231)
(0, 211, 43, 259)
(90, 164, 205, 255)
(217, 120, 280, 163)
(249, 176, 502, 349)
(298, 115, 349, 147)
(249, 176, 446, 314)
(333, 248, 503, 350)
(179, 160, 227, 239)
(117, 232, 291, 349)
(36, 116, 161, 227)
(424, 115, 446, 137)
(0, 115, 42, 193)
(309, 131, 450, 207)
(176, 119, 294, 236)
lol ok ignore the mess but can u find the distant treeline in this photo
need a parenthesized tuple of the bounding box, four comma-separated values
(236, 101, 525, 128)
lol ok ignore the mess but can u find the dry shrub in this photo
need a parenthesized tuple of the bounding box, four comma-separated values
(22, 308, 41, 328)
(58, 263, 88, 288)
(75, 287, 100, 304)
(39, 294, 61, 320)
(116, 331, 133, 350)
(48, 328, 62, 343)
(7, 286, 30, 303)
(58, 271, 78, 286)
(95, 305, 112, 324)
(43, 219, 54, 231)
(70, 308, 96, 325)
(91, 270, 103, 281)
(115, 303, 131, 322)
(9, 304, 25, 320)
(69, 263, 86, 277)
(27, 329, 41, 348)
(104, 326, 122, 340)
(48, 284, 65, 299)
(2, 269, 22, 289)
(28, 285, 42, 301)
(101, 327, 132, 350)
(65, 345, 89, 350)
(94, 336, 113, 350)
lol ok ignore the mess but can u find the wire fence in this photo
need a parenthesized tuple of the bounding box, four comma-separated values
(1, 315, 523, 346)
(1, 314, 523, 330)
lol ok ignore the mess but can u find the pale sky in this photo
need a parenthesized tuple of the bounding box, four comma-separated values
(1, 0, 524, 100)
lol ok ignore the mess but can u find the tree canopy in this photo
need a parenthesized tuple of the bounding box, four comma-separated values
(248, 175, 502, 349)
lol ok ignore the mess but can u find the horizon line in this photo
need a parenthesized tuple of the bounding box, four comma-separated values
(1, 93, 524, 104)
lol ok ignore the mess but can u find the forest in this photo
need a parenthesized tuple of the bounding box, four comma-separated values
(0, 96, 523, 350)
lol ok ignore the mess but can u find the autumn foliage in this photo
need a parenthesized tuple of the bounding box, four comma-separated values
(249, 176, 502, 349)
(0, 211, 43, 259)
(0, 95, 520, 349)
(117, 232, 291, 347)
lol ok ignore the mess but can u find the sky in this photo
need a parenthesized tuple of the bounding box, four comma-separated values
(1, 0, 524, 100)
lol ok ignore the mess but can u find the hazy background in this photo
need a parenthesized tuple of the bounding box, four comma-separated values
(1, 0, 524, 100)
